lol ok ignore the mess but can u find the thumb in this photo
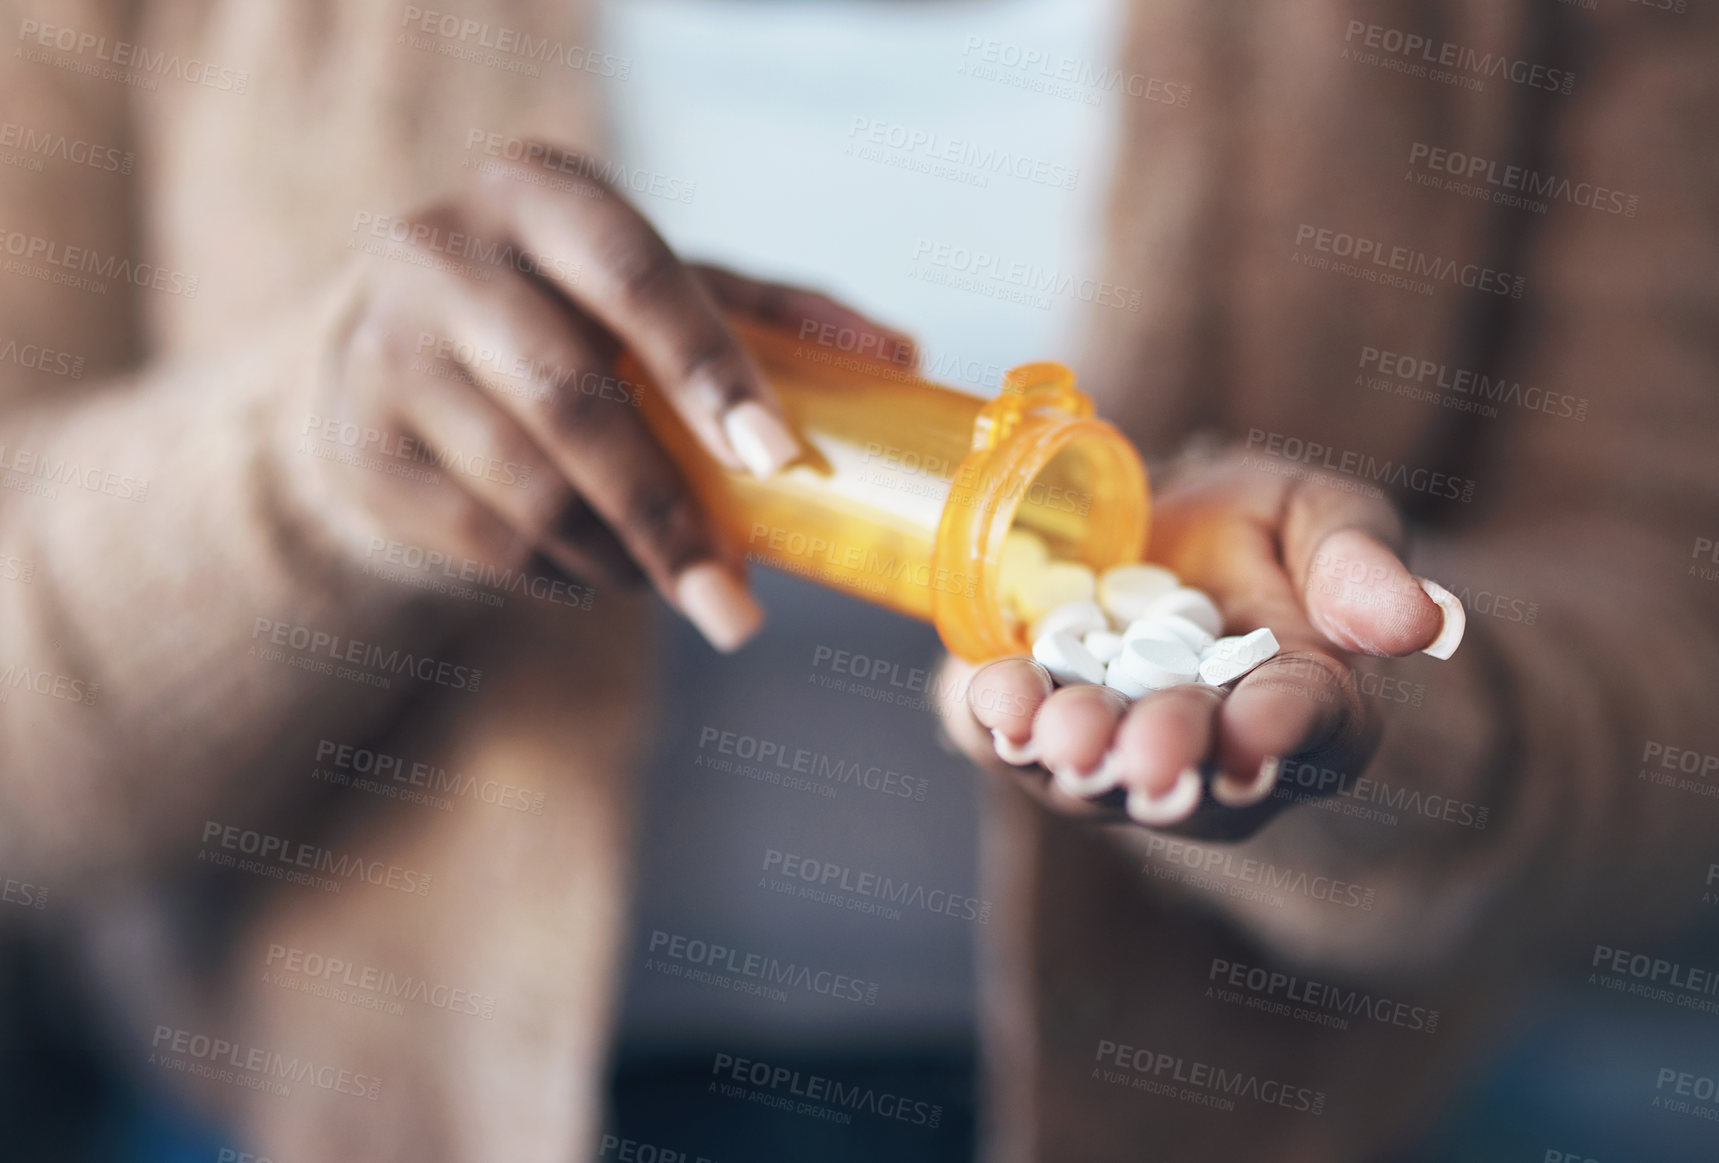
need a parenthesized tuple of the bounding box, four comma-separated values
(1281, 485, 1462, 659)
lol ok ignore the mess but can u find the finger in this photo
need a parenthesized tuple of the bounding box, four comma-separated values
(1113, 685, 1223, 801)
(387, 359, 625, 587)
(1033, 684, 1129, 796)
(1282, 482, 1451, 657)
(966, 657, 1053, 762)
(475, 157, 801, 478)
(1213, 651, 1374, 807)
(436, 269, 762, 651)
(691, 263, 919, 368)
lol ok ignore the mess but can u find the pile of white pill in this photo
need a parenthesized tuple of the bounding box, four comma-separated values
(999, 529, 1282, 698)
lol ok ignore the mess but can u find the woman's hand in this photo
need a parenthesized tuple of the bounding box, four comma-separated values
(942, 448, 1463, 839)
(285, 145, 906, 651)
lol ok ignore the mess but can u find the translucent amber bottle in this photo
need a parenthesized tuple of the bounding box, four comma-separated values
(631, 318, 1149, 661)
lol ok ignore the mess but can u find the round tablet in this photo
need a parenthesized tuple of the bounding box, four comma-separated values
(1014, 561, 1097, 625)
(1097, 563, 1180, 624)
(1122, 613, 1216, 656)
(1142, 587, 1224, 637)
(1106, 637, 1200, 697)
(1032, 629, 1107, 687)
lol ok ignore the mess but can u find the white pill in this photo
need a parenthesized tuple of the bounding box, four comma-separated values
(1083, 629, 1124, 665)
(1142, 587, 1224, 637)
(1104, 637, 1200, 698)
(1123, 613, 1215, 656)
(1014, 560, 1096, 625)
(1097, 563, 1180, 624)
(1033, 629, 1107, 687)
(1197, 627, 1281, 686)
(998, 529, 1049, 597)
(1031, 598, 1109, 643)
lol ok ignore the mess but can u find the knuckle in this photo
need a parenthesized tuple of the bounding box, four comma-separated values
(516, 480, 580, 548)
(680, 345, 754, 409)
(1247, 650, 1349, 703)
(474, 145, 608, 199)
(623, 482, 703, 565)
(544, 369, 612, 434)
(600, 233, 681, 308)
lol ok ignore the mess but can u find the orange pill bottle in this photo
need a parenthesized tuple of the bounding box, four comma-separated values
(631, 318, 1149, 661)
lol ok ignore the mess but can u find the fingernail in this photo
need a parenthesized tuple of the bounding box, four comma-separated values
(723, 401, 800, 477)
(1053, 751, 1121, 798)
(1126, 766, 1202, 826)
(1213, 755, 1280, 808)
(992, 728, 1039, 767)
(1416, 578, 1466, 660)
(676, 562, 764, 652)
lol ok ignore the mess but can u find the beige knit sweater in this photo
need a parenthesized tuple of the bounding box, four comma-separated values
(0, 1, 1713, 1160)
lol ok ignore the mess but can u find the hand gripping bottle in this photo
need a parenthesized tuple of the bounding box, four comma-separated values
(630, 318, 1149, 661)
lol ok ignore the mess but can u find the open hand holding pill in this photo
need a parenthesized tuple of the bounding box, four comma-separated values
(1016, 535, 1279, 697)
(942, 447, 1465, 837)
